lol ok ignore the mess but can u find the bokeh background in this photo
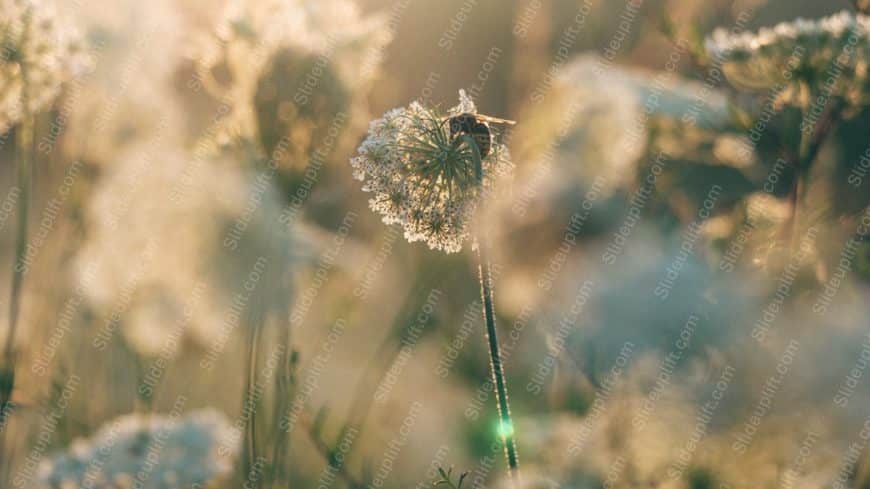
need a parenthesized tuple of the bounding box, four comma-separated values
(1, 0, 869, 488)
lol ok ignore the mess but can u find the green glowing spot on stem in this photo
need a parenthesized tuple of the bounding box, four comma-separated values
(497, 419, 514, 439)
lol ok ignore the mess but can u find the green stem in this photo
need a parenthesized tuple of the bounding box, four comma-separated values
(1, 54, 33, 485)
(786, 87, 811, 252)
(344, 271, 435, 432)
(242, 316, 263, 486)
(0, 115, 28, 468)
(475, 240, 521, 488)
(789, 87, 843, 252)
(787, 167, 803, 253)
(4, 3, 34, 367)
(4, 110, 32, 365)
(303, 418, 364, 489)
(269, 325, 291, 488)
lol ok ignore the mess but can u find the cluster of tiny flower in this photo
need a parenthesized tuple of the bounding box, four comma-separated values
(350, 90, 513, 253)
(0, 0, 88, 133)
(192, 0, 392, 147)
(707, 10, 870, 61)
(36, 409, 238, 489)
(706, 10, 870, 93)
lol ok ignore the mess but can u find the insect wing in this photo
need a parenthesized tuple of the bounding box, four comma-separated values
(474, 114, 516, 125)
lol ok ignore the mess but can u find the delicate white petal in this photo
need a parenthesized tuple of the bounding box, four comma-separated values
(38, 409, 238, 488)
(350, 91, 513, 253)
(0, 0, 89, 132)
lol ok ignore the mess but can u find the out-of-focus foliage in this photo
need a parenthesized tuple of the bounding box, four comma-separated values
(0, 0, 868, 488)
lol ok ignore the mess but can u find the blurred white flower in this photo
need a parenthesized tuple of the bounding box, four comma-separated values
(350, 90, 513, 253)
(552, 57, 646, 193)
(36, 408, 238, 489)
(745, 192, 792, 224)
(0, 0, 88, 133)
(512, 55, 729, 201)
(706, 11, 869, 60)
(707, 10, 870, 98)
(191, 0, 392, 156)
(75, 141, 291, 357)
(712, 134, 756, 169)
(59, 0, 190, 164)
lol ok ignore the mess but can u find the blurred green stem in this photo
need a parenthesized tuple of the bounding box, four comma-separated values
(241, 318, 262, 485)
(1, 48, 33, 482)
(789, 88, 843, 251)
(0, 112, 29, 419)
(787, 85, 812, 251)
(269, 325, 293, 488)
(344, 270, 435, 433)
(787, 153, 805, 253)
(4, 97, 32, 365)
(4, 3, 34, 368)
(475, 240, 521, 488)
(302, 416, 364, 489)
(241, 243, 269, 487)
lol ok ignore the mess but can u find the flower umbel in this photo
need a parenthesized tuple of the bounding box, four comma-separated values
(191, 0, 392, 161)
(0, 0, 88, 133)
(706, 10, 870, 99)
(350, 90, 513, 252)
(36, 409, 238, 489)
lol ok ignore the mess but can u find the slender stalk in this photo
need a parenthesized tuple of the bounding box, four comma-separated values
(240, 249, 268, 486)
(1, 36, 33, 480)
(786, 163, 804, 252)
(269, 324, 292, 488)
(4, 100, 32, 365)
(475, 239, 520, 488)
(344, 270, 437, 434)
(788, 88, 843, 252)
(241, 316, 263, 485)
(4, 2, 35, 367)
(302, 415, 364, 489)
(0, 113, 28, 483)
(786, 85, 812, 251)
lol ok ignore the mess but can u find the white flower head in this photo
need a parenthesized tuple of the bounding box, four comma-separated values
(706, 10, 870, 97)
(36, 409, 238, 489)
(191, 0, 392, 156)
(75, 143, 292, 358)
(0, 0, 89, 132)
(350, 90, 513, 253)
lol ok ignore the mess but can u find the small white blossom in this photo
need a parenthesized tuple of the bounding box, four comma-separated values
(706, 10, 870, 97)
(706, 11, 870, 59)
(350, 90, 513, 253)
(36, 409, 238, 489)
(190, 0, 392, 156)
(0, 0, 88, 133)
(75, 143, 292, 357)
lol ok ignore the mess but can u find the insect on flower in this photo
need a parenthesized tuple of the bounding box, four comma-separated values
(351, 91, 522, 488)
(350, 90, 514, 253)
(446, 113, 516, 159)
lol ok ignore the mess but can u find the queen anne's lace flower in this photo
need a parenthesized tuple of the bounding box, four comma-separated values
(350, 90, 513, 253)
(706, 10, 870, 97)
(36, 409, 238, 489)
(0, 0, 88, 133)
(75, 143, 292, 358)
(191, 0, 392, 163)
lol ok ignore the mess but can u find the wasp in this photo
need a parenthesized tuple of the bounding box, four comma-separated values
(446, 113, 515, 158)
